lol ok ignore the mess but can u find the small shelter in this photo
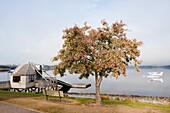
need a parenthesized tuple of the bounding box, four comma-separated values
(9, 62, 91, 93)
(10, 63, 42, 89)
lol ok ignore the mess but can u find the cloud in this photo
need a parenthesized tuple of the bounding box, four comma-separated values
(19, 49, 31, 53)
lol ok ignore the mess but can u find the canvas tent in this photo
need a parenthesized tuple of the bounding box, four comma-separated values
(10, 63, 42, 88)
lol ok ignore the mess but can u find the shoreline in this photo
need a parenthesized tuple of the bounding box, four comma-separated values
(66, 92, 170, 105)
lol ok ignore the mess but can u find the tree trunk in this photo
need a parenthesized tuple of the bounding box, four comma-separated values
(95, 82, 101, 105)
(95, 73, 102, 105)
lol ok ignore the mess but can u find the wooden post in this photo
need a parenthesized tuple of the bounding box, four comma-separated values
(8, 81, 10, 91)
(37, 88, 39, 93)
(44, 88, 48, 100)
(55, 78, 61, 102)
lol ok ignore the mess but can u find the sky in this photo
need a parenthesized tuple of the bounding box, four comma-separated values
(0, 0, 170, 65)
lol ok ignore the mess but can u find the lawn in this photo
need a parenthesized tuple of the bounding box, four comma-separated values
(0, 90, 169, 113)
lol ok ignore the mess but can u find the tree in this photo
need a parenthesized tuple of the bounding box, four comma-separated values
(53, 20, 142, 105)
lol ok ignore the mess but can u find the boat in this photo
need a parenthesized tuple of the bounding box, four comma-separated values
(144, 75, 160, 78)
(149, 78, 164, 83)
(143, 72, 163, 77)
(148, 72, 163, 76)
(8, 67, 17, 73)
(143, 71, 164, 83)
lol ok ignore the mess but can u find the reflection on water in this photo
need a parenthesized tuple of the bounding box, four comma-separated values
(0, 72, 10, 82)
(0, 68, 170, 97)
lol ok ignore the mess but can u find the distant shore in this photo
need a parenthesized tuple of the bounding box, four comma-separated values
(0, 65, 17, 72)
(1, 64, 170, 72)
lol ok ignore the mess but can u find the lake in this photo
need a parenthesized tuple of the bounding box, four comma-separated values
(0, 67, 170, 97)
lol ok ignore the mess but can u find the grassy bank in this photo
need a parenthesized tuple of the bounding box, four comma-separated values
(0, 90, 169, 113)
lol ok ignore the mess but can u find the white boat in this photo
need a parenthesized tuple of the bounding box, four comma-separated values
(149, 78, 164, 83)
(8, 67, 17, 73)
(144, 75, 160, 78)
(143, 72, 163, 77)
(143, 71, 164, 83)
(148, 72, 163, 76)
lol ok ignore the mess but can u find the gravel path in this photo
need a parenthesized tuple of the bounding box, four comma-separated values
(0, 102, 41, 113)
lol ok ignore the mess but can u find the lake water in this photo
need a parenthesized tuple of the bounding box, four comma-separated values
(0, 68, 170, 97)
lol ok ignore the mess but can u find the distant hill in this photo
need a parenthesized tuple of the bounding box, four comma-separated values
(1, 64, 170, 72)
(127, 65, 170, 69)
(0, 65, 17, 71)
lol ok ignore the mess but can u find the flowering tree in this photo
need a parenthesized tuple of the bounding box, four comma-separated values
(53, 20, 142, 105)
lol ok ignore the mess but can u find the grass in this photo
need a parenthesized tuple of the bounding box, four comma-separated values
(0, 90, 169, 108)
(0, 90, 43, 99)
(0, 90, 42, 96)
(102, 100, 170, 108)
(0, 90, 170, 113)
(71, 97, 170, 113)
(102, 100, 170, 113)
(69, 97, 94, 105)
